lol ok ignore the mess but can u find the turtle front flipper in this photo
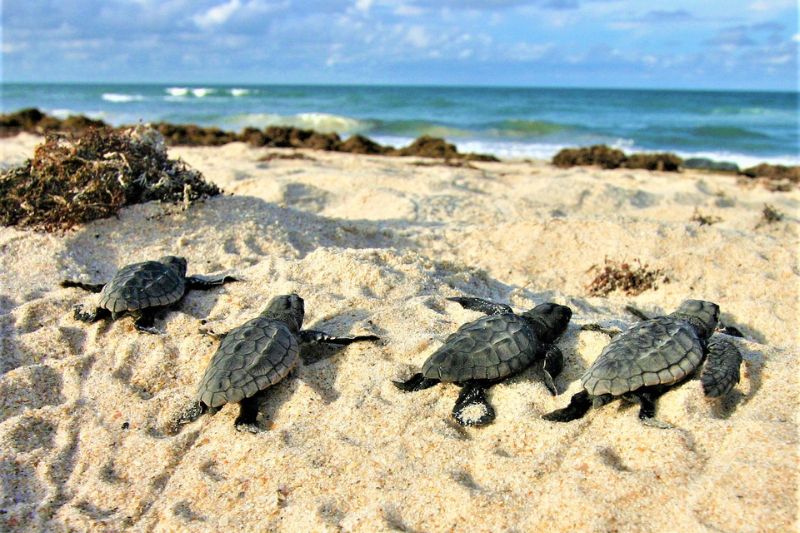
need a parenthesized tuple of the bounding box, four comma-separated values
(447, 297, 512, 316)
(234, 396, 265, 433)
(393, 373, 439, 392)
(542, 345, 564, 396)
(701, 338, 743, 398)
(185, 274, 239, 290)
(61, 280, 106, 293)
(299, 329, 380, 346)
(452, 382, 495, 426)
(74, 305, 110, 323)
(542, 390, 592, 422)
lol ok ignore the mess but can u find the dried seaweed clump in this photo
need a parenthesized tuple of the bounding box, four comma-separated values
(690, 208, 722, 226)
(739, 163, 799, 192)
(552, 145, 683, 172)
(552, 145, 628, 169)
(586, 258, 667, 296)
(755, 204, 784, 229)
(0, 126, 221, 230)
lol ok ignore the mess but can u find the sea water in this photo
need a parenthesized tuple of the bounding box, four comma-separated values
(2, 83, 797, 166)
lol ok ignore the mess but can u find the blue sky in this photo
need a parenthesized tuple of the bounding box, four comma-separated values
(2, 0, 798, 90)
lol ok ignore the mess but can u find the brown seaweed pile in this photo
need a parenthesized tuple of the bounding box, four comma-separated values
(0, 126, 221, 231)
(586, 258, 667, 296)
(552, 145, 682, 171)
(0, 109, 497, 162)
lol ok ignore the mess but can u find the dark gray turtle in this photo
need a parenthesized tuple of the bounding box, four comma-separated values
(543, 299, 743, 427)
(394, 297, 572, 427)
(62, 255, 236, 334)
(173, 294, 379, 433)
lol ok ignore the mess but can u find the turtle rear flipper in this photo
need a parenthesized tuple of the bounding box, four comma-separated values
(133, 310, 160, 334)
(234, 396, 265, 433)
(170, 401, 208, 434)
(701, 338, 743, 398)
(447, 296, 513, 316)
(452, 382, 495, 426)
(186, 274, 238, 290)
(542, 390, 592, 422)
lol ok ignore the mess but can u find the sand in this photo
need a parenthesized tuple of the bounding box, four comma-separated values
(0, 133, 797, 532)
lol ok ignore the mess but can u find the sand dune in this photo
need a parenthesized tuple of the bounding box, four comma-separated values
(0, 134, 797, 531)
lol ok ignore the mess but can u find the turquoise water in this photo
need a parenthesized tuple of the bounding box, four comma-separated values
(2, 83, 798, 165)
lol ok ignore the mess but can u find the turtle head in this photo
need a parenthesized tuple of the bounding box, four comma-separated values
(159, 256, 187, 277)
(670, 299, 719, 339)
(261, 294, 305, 332)
(521, 303, 572, 343)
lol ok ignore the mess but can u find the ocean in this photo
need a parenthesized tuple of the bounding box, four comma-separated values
(2, 83, 798, 166)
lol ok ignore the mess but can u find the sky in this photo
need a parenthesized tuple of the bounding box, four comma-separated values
(1, 0, 798, 90)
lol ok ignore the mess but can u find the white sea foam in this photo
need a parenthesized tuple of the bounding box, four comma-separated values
(226, 112, 371, 133)
(404, 138, 800, 166)
(166, 87, 189, 97)
(191, 88, 213, 98)
(102, 93, 144, 103)
(230, 88, 250, 97)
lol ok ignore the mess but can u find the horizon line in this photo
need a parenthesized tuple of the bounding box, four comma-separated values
(1, 80, 798, 95)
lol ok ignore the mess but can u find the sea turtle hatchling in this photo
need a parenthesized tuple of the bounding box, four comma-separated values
(173, 293, 379, 433)
(62, 255, 236, 334)
(394, 296, 572, 427)
(543, 299, 743, 427)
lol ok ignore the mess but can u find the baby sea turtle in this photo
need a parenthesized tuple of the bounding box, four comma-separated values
(543, 299, 743, 427)
(173, 294, 379, 433)
(394, 297, 572, 427)
(62, 256, 236, 334)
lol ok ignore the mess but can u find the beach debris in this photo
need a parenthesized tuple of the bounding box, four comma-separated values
(586, 258, 667, 296)
(0, 107, 106, 138)
(172, 294, 379, 433)
(552, 144, 683, 171)
(543, 299, 743, 427)
(0, 108, 498, 161)
(739, 163, 799, 192)
(393, 296, 571, 426)
(755, 203, 784, 228)
(552, 145, 627, 169)
(62, 256, 237, 334)
(0, 126, 221, 231)
(624, 152, 682, 172)
(690, 208, 722, 226)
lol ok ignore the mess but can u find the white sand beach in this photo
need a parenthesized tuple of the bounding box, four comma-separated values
(0, 133, 797, 531)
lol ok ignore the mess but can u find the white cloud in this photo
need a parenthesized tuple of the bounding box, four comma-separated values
(394, 3, 424, 16)
(193, 0, 241, 29)
(793, 33, 800, 42)
(355, 0, 373, 12)
(749, 0, 796, 11)
(405, 25, 430, 48)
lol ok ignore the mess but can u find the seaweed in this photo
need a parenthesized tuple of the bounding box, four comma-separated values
(0, 126, 221, 231)
(552, 145, 627, 169)
(755, 204, 784, 228)
(586, 258, 667, 296)
(690, 208, 722, 226)
(552, 145, 682, 172)
(624, 152, 682, 172)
